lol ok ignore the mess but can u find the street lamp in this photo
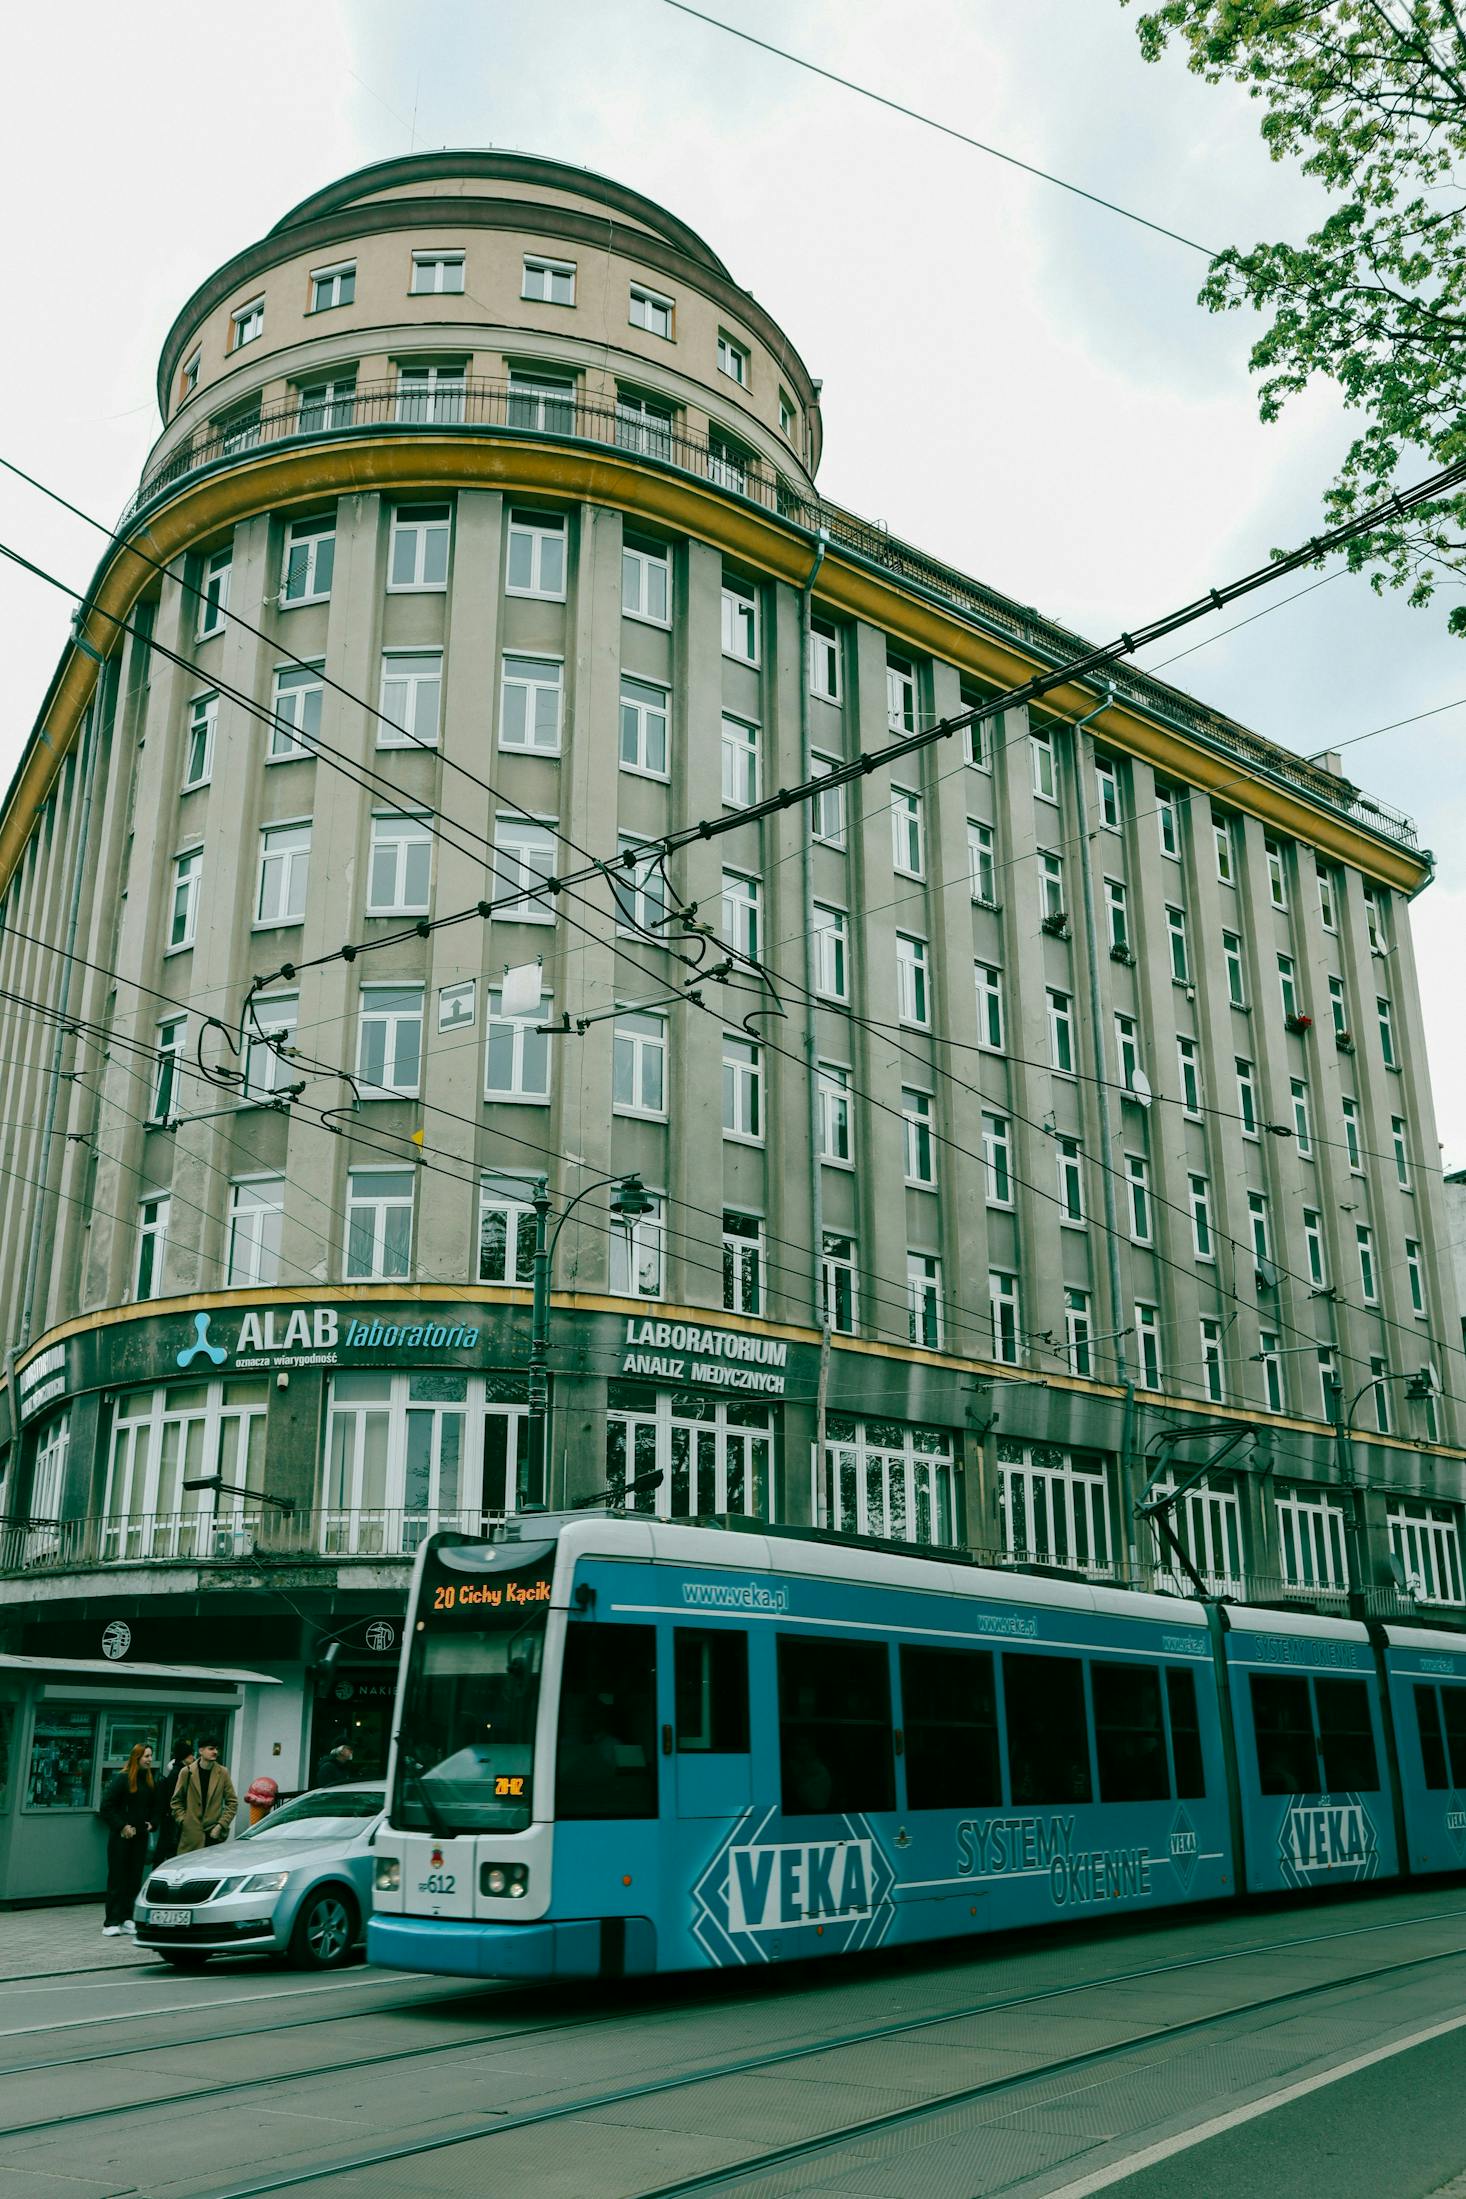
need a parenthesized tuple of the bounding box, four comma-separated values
(180, 1477, 295, 1516)
(524, 1172, 656, 1508)
(1324, 1366, 1438, 1605)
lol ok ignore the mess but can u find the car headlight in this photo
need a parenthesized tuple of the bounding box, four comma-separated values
(235, 1872, 290, 1895)
(480, 1862, 529, 1898)
(374, 1856, 401, 1891)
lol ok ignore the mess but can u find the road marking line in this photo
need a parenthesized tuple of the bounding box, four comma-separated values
(0, 1972, 437, 2039)
(1041, 2004, 1466, 2196)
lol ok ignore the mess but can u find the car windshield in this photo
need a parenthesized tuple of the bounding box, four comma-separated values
(238, 1790, 384, 1842)
(393, 1541, 552, 1834)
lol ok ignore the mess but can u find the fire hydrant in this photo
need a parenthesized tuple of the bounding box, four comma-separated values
(245, 1775, 279, 1827)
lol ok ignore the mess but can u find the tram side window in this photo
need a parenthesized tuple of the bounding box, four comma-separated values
(1415, 1684, 1450, 1790)
(1004, 1654, 1092, 1806)
(674, 1629, 749, 1753)
(1166, 1666, 1207, 1799)
(1315, 1677, 1379, 1791)
(556, 1624, 658, 1820)
(1093, 1662, 1169, 1803)
(1441, 1686, 1466, 1786)
(899, 1645, 1001, 1811)
(778, 1636, 895, 1816)
(1250, 1673, 1319, 1795)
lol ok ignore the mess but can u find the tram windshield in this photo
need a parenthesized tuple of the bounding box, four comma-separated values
(392, 1541, 553, 1835)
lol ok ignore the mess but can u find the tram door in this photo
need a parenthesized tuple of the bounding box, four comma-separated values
(671, 1627, 751, 1818)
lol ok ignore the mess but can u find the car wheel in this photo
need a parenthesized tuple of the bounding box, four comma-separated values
(290, 1885, 358, 1970)
(159, 1950, 211, 1969)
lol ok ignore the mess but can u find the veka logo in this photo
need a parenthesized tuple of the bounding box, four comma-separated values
(176, 1312, 229, 1370)
(1277, 1795, 1378, 1886)
(727, 1839, 875, 1932)
(691, 1810, 896, 1966)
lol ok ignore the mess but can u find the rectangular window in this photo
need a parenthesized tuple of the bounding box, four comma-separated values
(345, 1169, 413, 1280)
(722, 1211, 763, 1317)
(388, 502, 452, 590)
(197, 547, 230, 638)
(477, 1175, 537, 1285)
(998, 1439, 1111, 1575)
(891, 787, 924, 877)
(982, 1111, 1012, 1208)
(150, 1017, 186, 1125)
(1249, 1190, 1272, 1264)
(896, 935, 930, 1026)
(908, 1253, 942, 1349)
(1177, 1036, 1201, 1117)
(310, 259, 355, 311)
(622, 538, 671, 625)
(1031, 726, 1057, 802)
(491, 819, 556, 924)
(1156, 782, 1180, 858)
(613, 1011, 667, 1117)
(226, 1177, 285, 1288)
(887, 656, 917, 736)
(1265, 837, 1288, 909)
(1292, 1077, 1312, 1155)
(219, 398, 261, 455)
(900, 1645, 1000, 1811)
(1048, 988, 1075, 1074)
(1126, 1153, 1152, 1244)
(1094, 1662, 1169, 1803)
(676, 1628, 749, 1754)
(809, 617, 841, 700)
(1095, 753, 1121, 829)
(1136, 1304, 1162, 1390)
(1378, 996, 1398, 1068)
(556, 1626, 658, 1820)
(821, 1233, 858, 1334)
(356, 983, 424, 1098)
(1104, 876, 1129, 951)
(243, 994, 297, 1101)
(506, 510, 567, 598)
(976, 962, 1004, 1052)
(1316, 1677, 1380, 1790)
(1236, 1056, 1258, 1138)
(967, 820, 995, 905)
(721, 870, 760, 961)
(182, 692, 216, 790)
(1114, 1012, 1140, 1091)
(813, 903, 849, 1000)
(1303, 1208, 1327, 1288)
(777, 1635, 893, 1816)
(255, 826, 310, 927)
(1342, 1095, 1363, 1172)
(1223, 930, 1246, 1007)
(629, 282, 674, 337)
(1371, 1356, 1392, 1434)
(1317, 1347, 1340, 1417)
(1057, 1137, 1085, 1224)
(720, 579, 758, 661)
(1317, 862, 1338, 932)
(1260, 1332, 1284, 1413)
(1278, 954, 1300, 1021)
(989, 1270, 1020, 1365)
(1165, 904, 1189, 984)
(963, 684, 993, 771)
(706, 428, 749, 494)
(368, 813, 432, 916)
(1189, 1172, 1214, 1261)
(378, 651, 442, 748)
(721, 715, 759, 806)
(500, 654, 563, 752)
(817, 1064, 852, 1166)
(1407, 1238, 1427, 1318)
(484, 987, 552, 1103)
(1005, 1654, 1092, 1806)
(1200, 1318, 1225, 1403)
(1392, 1505, 1465, 1608)
(135, 1195, 170, 1299)
(1364, 886, 1389, 954)
(903, 1088, 936, 1187)
(180, 350, 200, 398)
(231, 296, 264, 348)
(717, 331, 750, 385)
(269, 662, 322, 762)
(411, 249, 464, 293)
(1392, 1115, 1411, 1187)
(280, 512, 335, 605)
(1357, 1222, 1378, 1303)
(396, 363, 467, 425)
(615, 386, 675, 460)
(619, 676, 670, 778)
(1329, 973, 1348, 1036)
(522, 253, 575, 304)
(1066, 1289, 1093, 1377)
(1038, 849, 1064, 921)
(296, 373, 356, 434)
(1213, 812, 1234, 882)
(1251, 1673, 1319, 1795)
(812, 755, 846, 846)
(722, 1034, 763, 1142)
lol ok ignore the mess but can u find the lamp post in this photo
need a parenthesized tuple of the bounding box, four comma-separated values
(1324, 1367, 1437, 1609)
(524, 1172, 655, 1509)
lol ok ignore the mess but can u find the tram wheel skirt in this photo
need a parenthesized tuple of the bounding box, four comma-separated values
(367, 1911, 656, 1979)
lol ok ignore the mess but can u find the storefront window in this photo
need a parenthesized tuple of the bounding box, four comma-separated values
(997, 1439, 1112, 1576)
(99, 1713, 163, 1794)
(1147, 1473, 1245, 1596)
(817, 1417, 955, 1546)
(322, 1370, 527, 1553)
(102, 1380, 270, 1560)
(606, 1382, 774, 1519)
(26, 1706, 96, 1810)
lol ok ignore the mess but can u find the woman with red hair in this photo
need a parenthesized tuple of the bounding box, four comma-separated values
(99, 1744, 157, 1936)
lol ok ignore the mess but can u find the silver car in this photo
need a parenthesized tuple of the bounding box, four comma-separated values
(134, 1784, 384, 1970)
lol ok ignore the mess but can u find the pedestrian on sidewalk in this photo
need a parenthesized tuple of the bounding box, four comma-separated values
(170, 1738, 238, 1854)
(154, 1736, 195, 1862)
(100, 1744, 157, 1936)
(313, 1738, 356, 1788)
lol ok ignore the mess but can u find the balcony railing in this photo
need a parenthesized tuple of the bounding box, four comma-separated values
(0, 1507, 508, 1575)
(116, 375, 1418, 853)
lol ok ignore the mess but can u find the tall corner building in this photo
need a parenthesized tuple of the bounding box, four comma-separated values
(0, 149, 1460, 1808)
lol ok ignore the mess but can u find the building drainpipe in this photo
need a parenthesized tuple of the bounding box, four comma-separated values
(799, 529, 831, 1507)
(7, 677, 107, 1462)
(1063, 692, 1138, 1560)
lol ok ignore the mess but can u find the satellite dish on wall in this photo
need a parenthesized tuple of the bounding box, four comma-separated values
(1129, 1068, 1152, 1108)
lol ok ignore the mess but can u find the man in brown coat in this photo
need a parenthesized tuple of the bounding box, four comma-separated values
(170, 1738, 239, 1853)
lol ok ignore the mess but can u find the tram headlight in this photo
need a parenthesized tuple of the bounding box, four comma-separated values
(480, 1861, 529, 1898)
(374, 1856, 401, 1891)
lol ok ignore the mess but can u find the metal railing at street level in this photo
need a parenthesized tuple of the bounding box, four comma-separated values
(116, 375, 1417, 853)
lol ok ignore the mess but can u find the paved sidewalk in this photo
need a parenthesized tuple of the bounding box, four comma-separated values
(0, 1897, 159, 1980)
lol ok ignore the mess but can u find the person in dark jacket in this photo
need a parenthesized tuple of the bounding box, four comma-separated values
(153, 1738, 195, 1862)
(100, 1744, 157, 1935)
(313, 1738, 356, 1788)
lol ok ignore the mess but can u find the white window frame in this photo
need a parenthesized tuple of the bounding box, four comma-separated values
(629, 282, 674, 337)
(491, 819, 556, 925)
(817, 1063, 853, 1166)
(182, 692, 217, 791)
(506, 510, 567, 600)
(721, 579, 758, 662)
(410, 249, 465, 294)
(378, 650, 442, 749)
(344, 1168, 414, 1281)
(1213, 812, 1235, 883)
(522, 253, 575, 305)
(908, 1254, 943, 1350)
(896, 934, 930, 1027)
(887, 657, 917, 737)
(989, 1270, 1020, 1366)
(1265, 837, 1289, 909)
(721, 715, 759, 807)
(150, 1017, 187, 1126)
(1177, 1035, 1201, 1118)
(622, 538, 672, 626)
(356, 983, 425, 1099)
(1031, 726, 1057, 802)
(387, 502, 452, 591)
(619, 676, 670, 779)
(903, 1087, 937, 1188)
(255, 822, 311, 928)
(280, 512, 335, 607)
(722, 1210, 764, 1316)
(891, 787, 924, 878)
(967, 819, 995, 905)
(1248, 1190, 1272, 1264)
(1155, 782, 1180, 859)
(1057, 1137, 1085, 1225)
(1135, 1304, 1162, 1390)
(717, 331, 750, 385)
(1259, 1334, 1284, 1414)
(1065, 1291, 1093, 1378)
(168, 848, 202, 952)
(816, 1419, 955, 1548)
(1189, 1172, 1215, 1261)
(1223, 930, 1246, 1007)
(1200, 1318, 1225, 1403)
(484, 989, 552, 1104)
(976, 962, 1005, 1053)
(1104, 875, 1129, 952)
(1277, 1484, 1348, 1593)
(1126, 1154, 1152, 1244)
(1236, 1056, 1259, 1139)
(231, 296, 264, 349)
(1317, 862, 1338, 933)
(1342, 1095, 1363, 1173)
(1048, 988, 1075, 1074)
(821, 1234, 858, 1335)
(997, 1439, 1113, 1574)
(1304, 1208, 1328, 1288)
(368, 812, 432, 918)
(812, 755, 846, 846)
(1357, 1222, 1378, 1303)
(478, 1175, 538, 1286)
(1278, 954, 1300, 1022)
(1392, 1114, 1411, 1187)
(982, 1111, 1012, 1208)
(296, 373, 357, 434)
(1378, 995, 1398, 1068)
(1095, 754, 1121, 829)
(1406, 1238, 1427, 1318)
(197, 547, 231, 639)
(1291, 1077, 1312, 1155)
(226, 1177, 285, 1289)
(1329, 974, 1349, 1035)
(612, 1011, 668, 1118)
(1114, 1011, 1141, 1090)
(612, 836, 668, 941)
(812, 903, 850, 1001)
(499, 654, 564, 754)
(809, 618, 841, 700)
(310, 260, 355, 312)
(270, 662, 323, 761)
(1389, 1503, 1465, 1607)
(1165, 903, 1189, 984)
(395, 364, 467, 425)
(610, 1197, 665, 1300)
(135, 1195, 171, 1300)
(244, 994, 298, 1102)
(722, 1033, 763, 1143)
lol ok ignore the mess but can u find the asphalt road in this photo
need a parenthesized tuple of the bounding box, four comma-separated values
(3, 1887, 1466, 2197)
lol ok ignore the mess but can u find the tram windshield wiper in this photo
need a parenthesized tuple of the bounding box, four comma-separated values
(400, 1748, 452, 1841)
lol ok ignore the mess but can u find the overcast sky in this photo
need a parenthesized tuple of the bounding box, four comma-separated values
(5, 0, 1464, 1168)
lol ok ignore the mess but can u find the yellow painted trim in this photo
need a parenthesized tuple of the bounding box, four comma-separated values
(2, 437, 1427, 899)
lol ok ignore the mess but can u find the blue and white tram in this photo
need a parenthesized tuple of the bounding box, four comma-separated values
(366, 1517, 1466, 1983)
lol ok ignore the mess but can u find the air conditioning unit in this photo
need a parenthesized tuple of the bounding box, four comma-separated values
(212, 1526, 255, 1561)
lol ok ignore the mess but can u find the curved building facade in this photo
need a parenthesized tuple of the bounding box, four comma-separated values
(0, 152, 1462, 1835)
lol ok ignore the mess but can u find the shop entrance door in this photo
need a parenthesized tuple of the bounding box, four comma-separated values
(309, 1675, 398, 1784)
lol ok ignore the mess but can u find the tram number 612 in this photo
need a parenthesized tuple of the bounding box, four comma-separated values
(420, 1871, 456, 1894)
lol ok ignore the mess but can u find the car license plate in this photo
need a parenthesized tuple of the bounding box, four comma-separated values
(146, 1906, 191, 1927)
